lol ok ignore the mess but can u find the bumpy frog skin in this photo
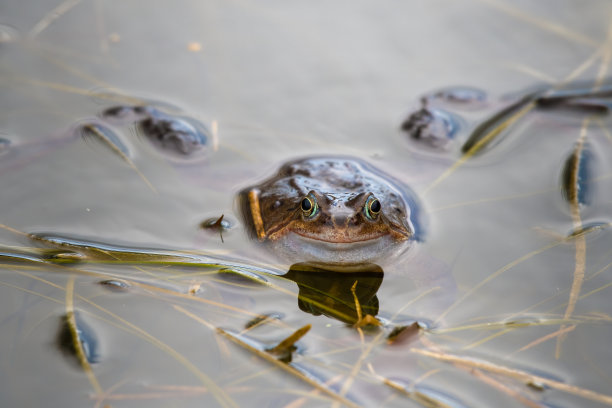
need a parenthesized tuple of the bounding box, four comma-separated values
(239, 156, 421, 266)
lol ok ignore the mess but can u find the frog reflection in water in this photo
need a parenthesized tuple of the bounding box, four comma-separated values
(239, 156, 422, 267)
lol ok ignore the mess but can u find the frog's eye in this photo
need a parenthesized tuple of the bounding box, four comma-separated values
(364, 195, 381, 220)
(301, 194, 318, 218)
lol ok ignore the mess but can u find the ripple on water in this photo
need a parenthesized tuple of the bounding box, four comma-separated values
(0, 24, 19, 43)
(0, 136, 10, 154)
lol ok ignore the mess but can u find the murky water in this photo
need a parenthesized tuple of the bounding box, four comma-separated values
(1, 1, 612, 407)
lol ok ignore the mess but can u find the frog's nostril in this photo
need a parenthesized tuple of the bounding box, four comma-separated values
(332, 215, 349, 226)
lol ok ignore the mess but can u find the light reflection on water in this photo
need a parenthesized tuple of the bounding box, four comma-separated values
(1, 1, 612, 407)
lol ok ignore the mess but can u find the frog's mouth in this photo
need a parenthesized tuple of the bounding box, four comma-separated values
(291, 230, 391, 244)
(289, 223, 411, 244)
(271, 231, 412, 266)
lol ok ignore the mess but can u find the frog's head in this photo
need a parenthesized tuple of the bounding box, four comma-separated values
(241, 186, 415, 266)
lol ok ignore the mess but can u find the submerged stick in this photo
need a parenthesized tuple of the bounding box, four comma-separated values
(556, 117, 590, 358)
(64, 276, 103, 395)
(411, 348, 612, 406)
(216, 328, 362, 408)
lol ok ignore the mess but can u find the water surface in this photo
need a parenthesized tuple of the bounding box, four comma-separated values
(1, 1, 612, 407)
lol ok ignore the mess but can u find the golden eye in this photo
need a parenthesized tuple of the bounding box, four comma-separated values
(365, 195, 381, 220)
(301, 194, 318, 218)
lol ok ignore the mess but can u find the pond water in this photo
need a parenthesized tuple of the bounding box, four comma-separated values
(1, 1, 612, 407)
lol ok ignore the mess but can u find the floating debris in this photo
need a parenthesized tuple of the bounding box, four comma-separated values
(560, 139, 594, 207)
(102, 104, 211, 157)
(200, 214, 233, 242)
(78, 122, 131, 157)
(526, 381, 547, 392)
(44, 251, 86, 263)
(536, 85, 612, 113)
(266, 324, 311, 363)
(461, 95, 534, 155)
(0, 251, 46, 264)
(57, 312, 100, 366)
(188, 282, 203, 295)
(187, 41, 202, 52)
(244, 312, 284, 330)
(387, 321, 422, 345)
(138, 107, 209, 156)
(217, 268, 269, 285)
(429, 86, 487, 109)
(354, 314, 382, 329)
(102, 105, 135, 119)
(99, 279, 131, 292)
(216, 327, 361, 408)
(401, 99, 461, 150)
(76, 121, 157, 193)
(567, 221, 610, 238)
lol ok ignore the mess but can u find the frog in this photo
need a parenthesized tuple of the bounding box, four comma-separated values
(238, 156, 424, 267)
